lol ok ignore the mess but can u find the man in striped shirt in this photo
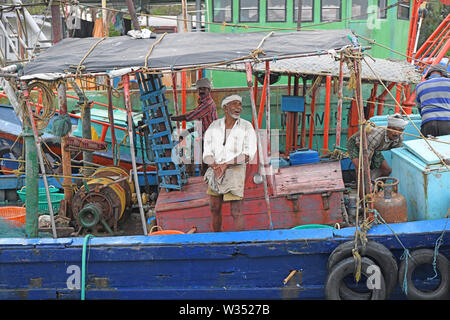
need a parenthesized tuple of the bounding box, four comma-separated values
(171, 78, 218, 175)
(415, 64, 450, 137)
(171, 78, 218, 134)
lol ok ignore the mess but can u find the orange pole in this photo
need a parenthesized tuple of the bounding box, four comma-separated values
(323, 76, 331, 153)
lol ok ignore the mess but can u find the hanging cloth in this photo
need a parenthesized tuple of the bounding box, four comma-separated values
(92, 18, 104, 37)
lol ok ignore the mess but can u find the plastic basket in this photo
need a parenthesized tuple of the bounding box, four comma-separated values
(17, 186, 60, 203)
(0, 206, 26, 227)
(38, 193, 65, 215)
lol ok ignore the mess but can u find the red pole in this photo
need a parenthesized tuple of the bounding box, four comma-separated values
(323, 76, 331, 154)
(367, 83, 378, 119)
(335, 56, 344, 148)
(258, 70, 268, 128)
(171, 72, 180, 133)
(308, 88, 317, 149)
(395, 84, 402, 114)
(265, 61, 271, 156)
(253, 75, 258, 108)
(51, 3, 62, 44)
(287, 74, 291, 96)
(300, 78, 307, 148)
(181, 71, 187, 130)
(376, 82, 396, 115)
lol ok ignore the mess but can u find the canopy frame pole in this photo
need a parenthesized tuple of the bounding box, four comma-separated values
(335, 54, 344, 148)
(245, 62, 273, 230)
(122, 74, 148, 235)
(22, 81, 57, 238)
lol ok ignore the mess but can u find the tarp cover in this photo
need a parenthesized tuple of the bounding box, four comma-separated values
(22, 29, 353, 78)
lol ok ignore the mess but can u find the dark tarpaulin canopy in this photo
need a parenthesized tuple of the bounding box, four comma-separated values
(22, 29, 353, 79)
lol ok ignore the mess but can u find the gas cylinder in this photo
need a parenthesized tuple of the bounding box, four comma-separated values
(373, 177, 407, 223)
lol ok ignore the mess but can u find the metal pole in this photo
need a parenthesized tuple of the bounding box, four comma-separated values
(323, 75, 331, 153)
(51, 2, 62, 44)
(296, 0, 302, 31)
(182, 0, 188, 32)
(335, 54, 344, 148)
(122, 74, 148, 235)
(245, 62, 273, 230)
(58, 82, 73, 219)
(23, 125, 39, 238)
(125, 0, 141, 31)
(196, 0, 201, 32)
(22, 83, 57, 238)
(107, 80, 117, 164)
(265, 60, 271, 157)
(102, 0, 108, 37)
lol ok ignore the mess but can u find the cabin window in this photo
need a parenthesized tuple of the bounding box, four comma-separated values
(212, 0, 233, 22)
(352, 0, 368, 20)
(267, 0, 286, 22)
(378, 0, 387, 19)
(294, 0, 314, 22)
(398, 0, 410, 20)
(239, 0, 259, 22)
(321, 0, 341, 22)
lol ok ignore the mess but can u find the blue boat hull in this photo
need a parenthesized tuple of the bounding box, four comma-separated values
(0, 218, 448, 300)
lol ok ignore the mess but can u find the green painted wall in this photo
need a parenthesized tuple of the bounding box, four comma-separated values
(206, 0, 412, 88)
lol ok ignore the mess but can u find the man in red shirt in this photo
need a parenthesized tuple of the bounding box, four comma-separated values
(171, 78, 217, 175)
(171, 78, 217, 133)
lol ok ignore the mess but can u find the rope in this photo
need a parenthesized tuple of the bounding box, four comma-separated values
(400, 248, 411, 295)
(144, 32, 168, 69)
(20, 81, 57, 131)
(70, 37, 106, 76)
(427, 210, 449, 281)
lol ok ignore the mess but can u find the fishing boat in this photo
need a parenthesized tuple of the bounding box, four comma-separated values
(0, 27, 448, 302)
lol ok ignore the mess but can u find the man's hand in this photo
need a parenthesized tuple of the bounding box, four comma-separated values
(213, 163, 228, 180)
(171, 114, 185, 122)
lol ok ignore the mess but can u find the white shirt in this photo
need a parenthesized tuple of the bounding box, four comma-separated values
(203, 117, 257, 165)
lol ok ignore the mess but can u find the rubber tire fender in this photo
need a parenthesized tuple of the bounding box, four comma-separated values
(398, 248, 449, 300)
(327, 240, 398, 298)
(325, 256, 387, 300)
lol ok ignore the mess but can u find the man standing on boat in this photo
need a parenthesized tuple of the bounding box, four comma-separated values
(346, 113, 408, 196)
(415, 64, 450, 137)
(171, 78, 218, 175)
(202, 94, 257, 232)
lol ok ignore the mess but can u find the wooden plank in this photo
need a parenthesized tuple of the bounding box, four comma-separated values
(274, 161, 344, 196)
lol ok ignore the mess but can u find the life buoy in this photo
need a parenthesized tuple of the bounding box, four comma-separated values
(327, 240, 398, 299)
(398, 248, 449, 300)
(325, 256, 387, 300)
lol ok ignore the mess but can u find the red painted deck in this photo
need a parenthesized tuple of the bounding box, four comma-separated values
(155, 161, 345, 233)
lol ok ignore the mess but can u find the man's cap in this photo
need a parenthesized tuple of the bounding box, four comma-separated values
(387, 113, 408, 129)
(425, 64, 448, 79)
(221, 94, 242, 108)
(195, 78, 211, 89)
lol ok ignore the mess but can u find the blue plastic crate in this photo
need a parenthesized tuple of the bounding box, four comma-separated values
(289, 149, 319, 166)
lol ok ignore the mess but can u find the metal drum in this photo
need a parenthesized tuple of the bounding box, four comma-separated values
(373, 177, 408, 223)
(73, 166, 133, 234)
